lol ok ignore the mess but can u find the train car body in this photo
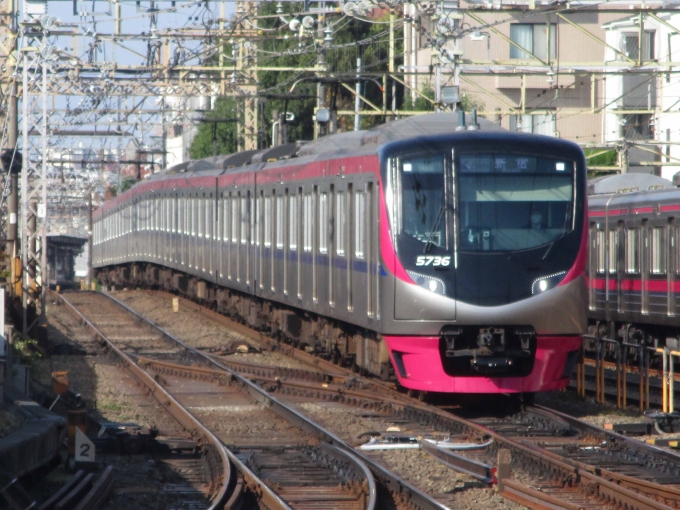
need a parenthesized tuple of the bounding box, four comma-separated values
(93, 113, 588, 394)
(588, 174, 680, 350)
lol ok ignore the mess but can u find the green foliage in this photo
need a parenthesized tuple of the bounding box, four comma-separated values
(190, 3, 483, 154)
(189, 97, 239, 159)
(585, 148, 617, 167)
(402, 85, 435, 111)
(119, 177, 137, 194)
(12, 338, 41, 364)
(460, 93, 485, 114)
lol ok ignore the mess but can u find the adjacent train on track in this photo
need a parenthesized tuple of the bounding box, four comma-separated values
(588, 173, 680, 353)
(93, 112, 588, 395)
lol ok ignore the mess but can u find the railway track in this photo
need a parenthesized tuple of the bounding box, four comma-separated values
(67, 289, 680, 510)
(54, 290, 454, 510)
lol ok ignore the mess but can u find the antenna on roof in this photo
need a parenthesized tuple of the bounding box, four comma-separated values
(455, 110, 466, 131)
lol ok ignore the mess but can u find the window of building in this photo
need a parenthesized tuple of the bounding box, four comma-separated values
(510, 24, 556, 60)
(509, 113, 556, 136)
(622, 32, 654, 61)
(626, 229, 639, 273)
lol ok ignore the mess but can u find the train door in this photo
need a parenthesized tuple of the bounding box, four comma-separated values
(317, 185, 330, 311)
(248, 188, 255, 290)
(668, 218, 675, 317)
(616, 222, 624, 313)
(351, 180, 370, 322)
(588, 224, 597, 311)
(255, 189, 272, 292)
(282, 188, 295, 297)
(641, 219, 649, 314)
(606, 225, 618, 315)
(332, 180, 349, 320)
(288, 188, 300, 300)
(327, 184, 334, 309)
(274, 191, 284, 296)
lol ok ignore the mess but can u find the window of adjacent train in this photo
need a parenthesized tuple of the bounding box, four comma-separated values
(458, 154, 573, 252)
(264, 197, 272, 248)
(398, 154, 448, 249)
(651, 227, 666, 274)
(319, 193, 328, 254)
(625, 229, 639, 273)
(608, 230, 617, 274)
(276, 196, 284, 249)
(289, 194, 298, 251)
(596, 230, 605, 273)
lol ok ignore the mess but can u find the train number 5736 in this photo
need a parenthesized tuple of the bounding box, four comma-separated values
(415, 256, 451, 267)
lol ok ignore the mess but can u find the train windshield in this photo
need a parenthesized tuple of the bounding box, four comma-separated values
(399, 153, 449, 250)
(394, 151, 575, 257)
(457, 153, 574, 252)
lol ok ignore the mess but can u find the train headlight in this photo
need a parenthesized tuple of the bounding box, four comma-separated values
(532, 271, 567, 295)
(406, 270, 446, 296)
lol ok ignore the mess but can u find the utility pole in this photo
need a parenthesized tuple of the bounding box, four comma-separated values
(389, 9, 396, 119)
(87, 193, 92, 289)
(354, 57, 362, 131)
(1, 0, 19, 298)
(315, 14, 327, 139)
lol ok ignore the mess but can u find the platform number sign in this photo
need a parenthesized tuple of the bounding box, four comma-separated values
(75, 427, 95, 463)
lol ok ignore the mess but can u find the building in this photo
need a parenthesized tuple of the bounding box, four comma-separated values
(403, 0, 678, 167)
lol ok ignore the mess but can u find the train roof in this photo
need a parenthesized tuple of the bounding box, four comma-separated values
(589, 173, 680, 213)
(588, 173, 673, 196)
(125, 112, 577, 199)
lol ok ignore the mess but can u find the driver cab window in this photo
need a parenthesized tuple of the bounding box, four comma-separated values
(399, 153, 448, 250)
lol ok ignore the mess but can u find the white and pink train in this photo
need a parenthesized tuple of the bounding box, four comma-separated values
(93, 112, 588, 396)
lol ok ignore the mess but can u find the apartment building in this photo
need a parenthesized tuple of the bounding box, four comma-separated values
(403, 1, 677, 174)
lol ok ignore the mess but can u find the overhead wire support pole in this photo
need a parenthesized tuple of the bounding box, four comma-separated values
(20, 10, 51, 334)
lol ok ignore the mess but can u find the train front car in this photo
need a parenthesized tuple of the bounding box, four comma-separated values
(379, 122, 588, 394)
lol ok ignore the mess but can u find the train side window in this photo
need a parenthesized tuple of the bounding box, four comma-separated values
(289, 192, 298, 251)
(608, 229, 617, 274)
(254, 195, 260, 246)
(240, 195, 248, 244)
(232, 196, 239, 243)
(276, 196, 284, 249)
(336, 191, 346, 256)
(227, 198, 231, 242)
(651, 226, 666, 274)
(251, 195, 257, 246)
(319, 193, 328, 254)
(303, 194, 313, 252)
(625, 228, 640, 273)
(355, 190, 366, 259)
(596, 230, 605, 273)
(264, 196, 272, 248)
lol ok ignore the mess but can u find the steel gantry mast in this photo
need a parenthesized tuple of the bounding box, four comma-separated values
(19, 8, 53, 332)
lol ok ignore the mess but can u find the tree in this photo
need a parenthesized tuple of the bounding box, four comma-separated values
(189, 97, 239, 159)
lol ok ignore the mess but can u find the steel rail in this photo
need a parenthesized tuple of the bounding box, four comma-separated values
(99, 290, 674, 510)
(51, 291, 275, 510)
(80, 290, 451, 510)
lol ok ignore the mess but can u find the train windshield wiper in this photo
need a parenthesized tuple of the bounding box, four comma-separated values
(423, 206, 446, 254)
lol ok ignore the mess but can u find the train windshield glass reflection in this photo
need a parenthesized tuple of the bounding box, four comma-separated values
(400, 154, 447, 250)
(458, 153, 574, 252)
